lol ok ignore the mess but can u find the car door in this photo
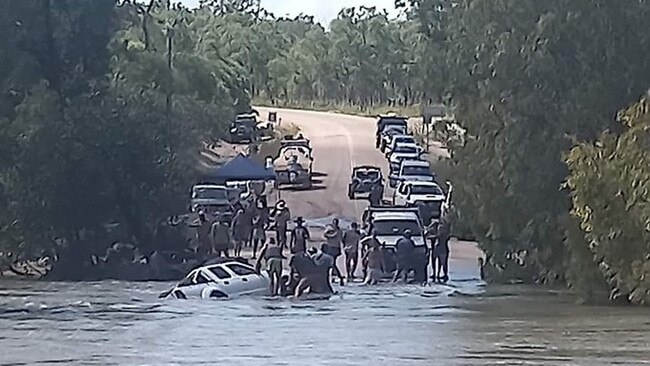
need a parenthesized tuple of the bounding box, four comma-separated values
(225, 263, 266, 294)
(175, 270, 205, 298)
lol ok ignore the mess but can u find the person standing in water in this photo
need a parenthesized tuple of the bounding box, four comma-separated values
(195, 211, 213, 259)
(251, 207, 269, 259)
(210, 218, 231, 257)
(393, 229, 415, 283)
(363, 242, 384, 285)
(271, 200, 291, 249)
(290, 217, 310, 254)
(230, 209, 248, 257)
(342, 222, 362, 281)
(432, 219, 451, 283)
(256, 237, 286, 296)
(323, 218, 345, 285)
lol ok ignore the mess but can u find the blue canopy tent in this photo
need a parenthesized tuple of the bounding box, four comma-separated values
(209, 154, 276, 182)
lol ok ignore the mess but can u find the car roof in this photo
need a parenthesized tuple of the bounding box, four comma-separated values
(354, 165, 381, 171)
(193, 184, 227, 190)
(391, 134, 414, 140)
(401, 160, 430, 167)
(371, 211, 420, 221)
(403, 181, 442, 188)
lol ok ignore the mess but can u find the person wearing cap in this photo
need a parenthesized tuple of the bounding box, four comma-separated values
(290, 217, 310, 254)
(271, 200, 291, 249)
(393, 229, 416, 283)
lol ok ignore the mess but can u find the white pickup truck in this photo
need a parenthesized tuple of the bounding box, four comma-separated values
(388, 159, 434, 188)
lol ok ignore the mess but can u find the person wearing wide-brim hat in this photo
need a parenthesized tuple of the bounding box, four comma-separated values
(271, 200, 291, 249)
(290, 216, 310, 254)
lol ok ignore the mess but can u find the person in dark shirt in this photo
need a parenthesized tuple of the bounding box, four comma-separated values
(393, 229, 415, 283)
(290, 217, 310, 254)
(369, 182, 383, 207)
(432, 219, 451, 283)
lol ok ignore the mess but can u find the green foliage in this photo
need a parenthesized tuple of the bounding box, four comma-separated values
(404, 0, 650, 290)
(566, 97, 650, 305)
(0, 0, 249, 276)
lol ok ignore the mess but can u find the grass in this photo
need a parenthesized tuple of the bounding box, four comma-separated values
(253, 98, 423, 119)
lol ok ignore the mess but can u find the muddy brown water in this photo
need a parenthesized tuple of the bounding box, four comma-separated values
(2, 265, 650, 366)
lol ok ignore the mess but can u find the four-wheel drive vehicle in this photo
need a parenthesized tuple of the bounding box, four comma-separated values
(387, 145, 424, 172)
(361, 207, 428, 276)
(384, 134, 417, 156)
(361, 207, 427, 248)
(393, 181, 449, 227)
(376, 114, 408, 150)
(348, 166, 383, 199)
(190, 184, 236, 220)
(379, 125, 408, 152)
(273, 146, 314, 189)
(280, 136, 311, 149)
(230, 114, 258, 143)
(388, 159, 434, 188)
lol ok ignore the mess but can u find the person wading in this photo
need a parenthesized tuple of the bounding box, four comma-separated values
(251, 206, 269, 259)
(210, 218, 231, 257)
(256, 237, 286, 296)
(360, 229, 381, 279)
(363, 241, 384, 285)
(271, 200, 291, 249)
(290, 217, 310, 254)
(342, 222, 362, 281)
(323, 218, 345, 285)
(195, 211, 212, 259)
(432, 219, 451, 283)
(230, 209, 248, 257)
(393, 229, 415, 283)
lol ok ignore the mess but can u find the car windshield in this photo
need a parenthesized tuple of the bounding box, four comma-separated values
(394, 137, 415, 144)
(394, 146, 417, 153)
(194, 188, 227, 199)
(373, 219, 422, 236)
(357, 171, 380, 180)
(402, 167, 431, 176)
(411, 185, 443, 195)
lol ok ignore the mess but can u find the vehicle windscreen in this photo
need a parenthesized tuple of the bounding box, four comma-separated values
(402, 167, 432, 176)
(411, 185, 443, 195)
(195, 188, 227, 200)
(395, 137, 415, 144)
(357, 171, 380, 180)
(373, 219, 422, 236)
(394, 145, 417, 154)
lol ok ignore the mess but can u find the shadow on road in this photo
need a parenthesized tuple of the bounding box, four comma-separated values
(281, 184, 327, 192)
(311, 171, 328, 178)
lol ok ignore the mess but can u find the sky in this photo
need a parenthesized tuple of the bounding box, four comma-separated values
(179, 0, 399, 23)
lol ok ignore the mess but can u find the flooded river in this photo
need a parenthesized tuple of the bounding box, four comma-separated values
(2, 273, 650, 365)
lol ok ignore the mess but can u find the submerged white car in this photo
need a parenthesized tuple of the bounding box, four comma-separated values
(161, 260, 270, 300)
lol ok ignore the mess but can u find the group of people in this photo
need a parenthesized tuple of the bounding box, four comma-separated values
(195, 196, 452, 297)
(194, 198, 292, 260)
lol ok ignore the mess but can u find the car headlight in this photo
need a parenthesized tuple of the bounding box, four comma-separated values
(230, 128, 237, 133)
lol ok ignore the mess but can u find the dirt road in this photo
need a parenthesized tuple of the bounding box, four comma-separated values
(258, 107, 384, 222)
(257, 107, 482, 276)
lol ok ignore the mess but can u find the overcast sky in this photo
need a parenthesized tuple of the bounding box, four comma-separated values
(179, 0, 398, 23)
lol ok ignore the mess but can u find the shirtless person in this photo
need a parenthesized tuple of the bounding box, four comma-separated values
(363, 242, 384, 285)
(342, 222, 362, 281)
